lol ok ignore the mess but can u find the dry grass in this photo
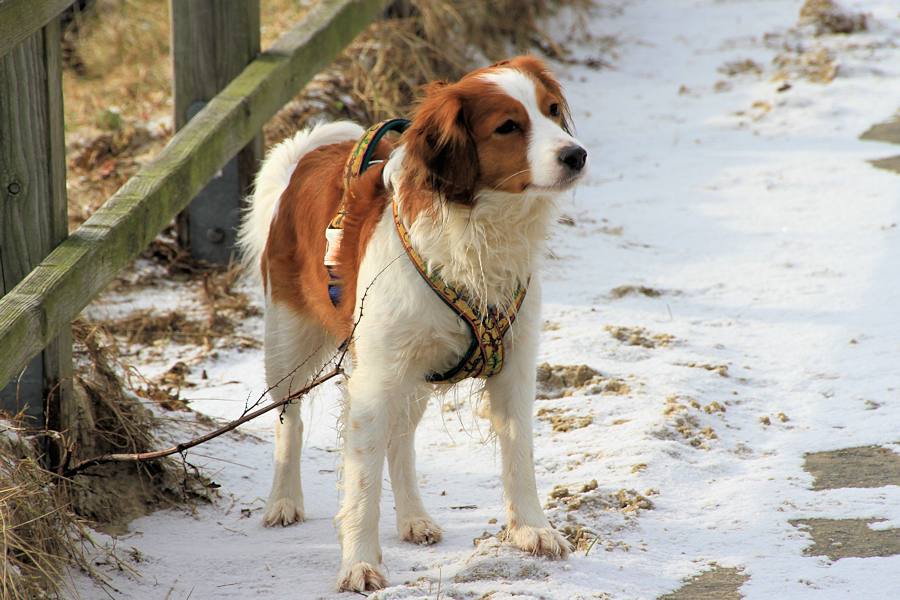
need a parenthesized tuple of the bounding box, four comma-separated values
(0, 423, 101, 599)
(62, 0, 308, 129)
(61, 0, 604, 207)
(266, 0, 600, 144)
(62, 0, 311, 229)
(68, 319, 215, 524)
(94, 257, 260, 361)
(799, 0, 868, 35)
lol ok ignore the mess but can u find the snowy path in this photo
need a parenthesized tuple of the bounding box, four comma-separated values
(73, 1, 900, 598)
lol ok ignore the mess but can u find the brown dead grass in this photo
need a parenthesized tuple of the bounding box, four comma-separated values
(64, 0, 604, 228)
(268, 0, 600, 143)
(606, 325, 674, 349)
(62, 0, 313, 229)
(94, 257, 260, 358)
(799, 0, 868, 35)
(537, 407, 593, 432)
(0, 421, 103, 598)
(68, 319, 215, 526)
(535, 362, 631, 399)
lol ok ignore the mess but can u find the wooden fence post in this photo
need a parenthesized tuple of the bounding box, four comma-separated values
(0, 17, 72, 430)
(171, 0, 263, 264)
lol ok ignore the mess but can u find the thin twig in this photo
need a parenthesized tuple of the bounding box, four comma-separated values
(60, 368, 343, 478)
(59, 251, 398, 479)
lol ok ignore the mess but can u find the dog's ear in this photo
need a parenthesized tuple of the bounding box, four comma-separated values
(404, 86, 479, 205)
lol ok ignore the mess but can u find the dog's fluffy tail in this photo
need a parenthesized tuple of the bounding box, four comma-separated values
(238, 121, 365, 287)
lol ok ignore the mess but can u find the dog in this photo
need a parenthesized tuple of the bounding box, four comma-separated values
(238, 56, 588, 592)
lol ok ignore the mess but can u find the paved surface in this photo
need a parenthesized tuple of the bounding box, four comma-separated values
(659, 118, 900, 599)
(862, 120, 900, 174)
(659, 567, 749, 600)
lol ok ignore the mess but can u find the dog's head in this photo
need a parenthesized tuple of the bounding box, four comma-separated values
(403, 56, 587, 205)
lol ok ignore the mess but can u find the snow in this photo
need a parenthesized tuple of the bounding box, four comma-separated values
(71, 1, 900, 598)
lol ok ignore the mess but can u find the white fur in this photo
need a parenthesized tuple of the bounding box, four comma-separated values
(238, 121, 361, 526)
(241, 73, 586, 593)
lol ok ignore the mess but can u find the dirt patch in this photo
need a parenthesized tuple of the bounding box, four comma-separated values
(536, 363, 631, 399)
(773, 47, 837, 83)
(537, 408, 593, 433)
(804, 446, 900, 490)
(799, 0, 868, 35)
(684, 363, 729, 377)
(606, 326, 674, 348)
(546, 482, 653, 514)
(860, 120, 900, 146)
(718, 58, 762, 76)
(609, 285, 663, 298)
(791, 519, 900, 561)
(544, 481, 655, 551)
(653, 396, 723, 450)
(454, 537, 549, 583)
(659, 566, 749, 600)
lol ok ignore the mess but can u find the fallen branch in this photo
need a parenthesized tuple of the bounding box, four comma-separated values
(59, 252, 400, 479)
(60, 367, 343, 478)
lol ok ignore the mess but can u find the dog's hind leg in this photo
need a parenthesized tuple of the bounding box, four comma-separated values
(262, 300, 338, 527)
(387, 390, 442, 545)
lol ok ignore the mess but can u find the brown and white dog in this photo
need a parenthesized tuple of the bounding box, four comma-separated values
(238, 56, 587, 592)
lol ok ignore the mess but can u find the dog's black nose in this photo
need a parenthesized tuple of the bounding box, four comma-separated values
(559, 145, 587, 172)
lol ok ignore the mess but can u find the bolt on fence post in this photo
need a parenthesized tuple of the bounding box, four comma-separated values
(0, 17, 72, 434)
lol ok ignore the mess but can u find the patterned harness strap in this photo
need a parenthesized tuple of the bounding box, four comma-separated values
(326, 119, 411, 305)
(327, 118, 529, 384)
(391, 201, 528, 383)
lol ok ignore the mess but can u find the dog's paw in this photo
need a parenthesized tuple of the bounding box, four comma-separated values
(263, 497, 305, 527)
(336, 562, 388, 592)
(399, 517, 443, 545)
(505, 524, 571, 559)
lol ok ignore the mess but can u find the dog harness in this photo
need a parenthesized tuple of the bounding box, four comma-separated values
(325, 118, 412, 305)
(327, 119, 528, 384)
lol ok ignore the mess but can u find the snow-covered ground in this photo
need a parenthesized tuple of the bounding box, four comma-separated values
(72, 0, 900, 598)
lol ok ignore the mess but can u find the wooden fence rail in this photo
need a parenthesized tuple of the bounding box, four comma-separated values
(0, 0, 383, 408)
(0, 0, 73, 58)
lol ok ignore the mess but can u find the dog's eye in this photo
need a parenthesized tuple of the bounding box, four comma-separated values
(495, 120, 518, 135)
(549, 103, 560, 117)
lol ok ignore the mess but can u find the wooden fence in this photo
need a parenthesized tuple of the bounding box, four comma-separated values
(0, 0, 384, 429)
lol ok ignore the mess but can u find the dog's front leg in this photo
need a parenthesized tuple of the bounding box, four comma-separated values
(485, 286, 571, 558)
(387, 392, 442, 545)
(335, 372, 408, 592)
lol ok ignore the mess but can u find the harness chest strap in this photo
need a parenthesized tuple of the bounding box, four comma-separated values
(391, 199, 528, 383)
(327, 118, 529, 383)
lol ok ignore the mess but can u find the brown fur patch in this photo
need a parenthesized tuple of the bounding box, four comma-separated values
(263, 138, 395, 340)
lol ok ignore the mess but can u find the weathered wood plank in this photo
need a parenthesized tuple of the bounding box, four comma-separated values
(171, 0, 263, 262)
(0, 18, 72, 427)
(0, 0, 384, 390)
(0, 0, 73, 59)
